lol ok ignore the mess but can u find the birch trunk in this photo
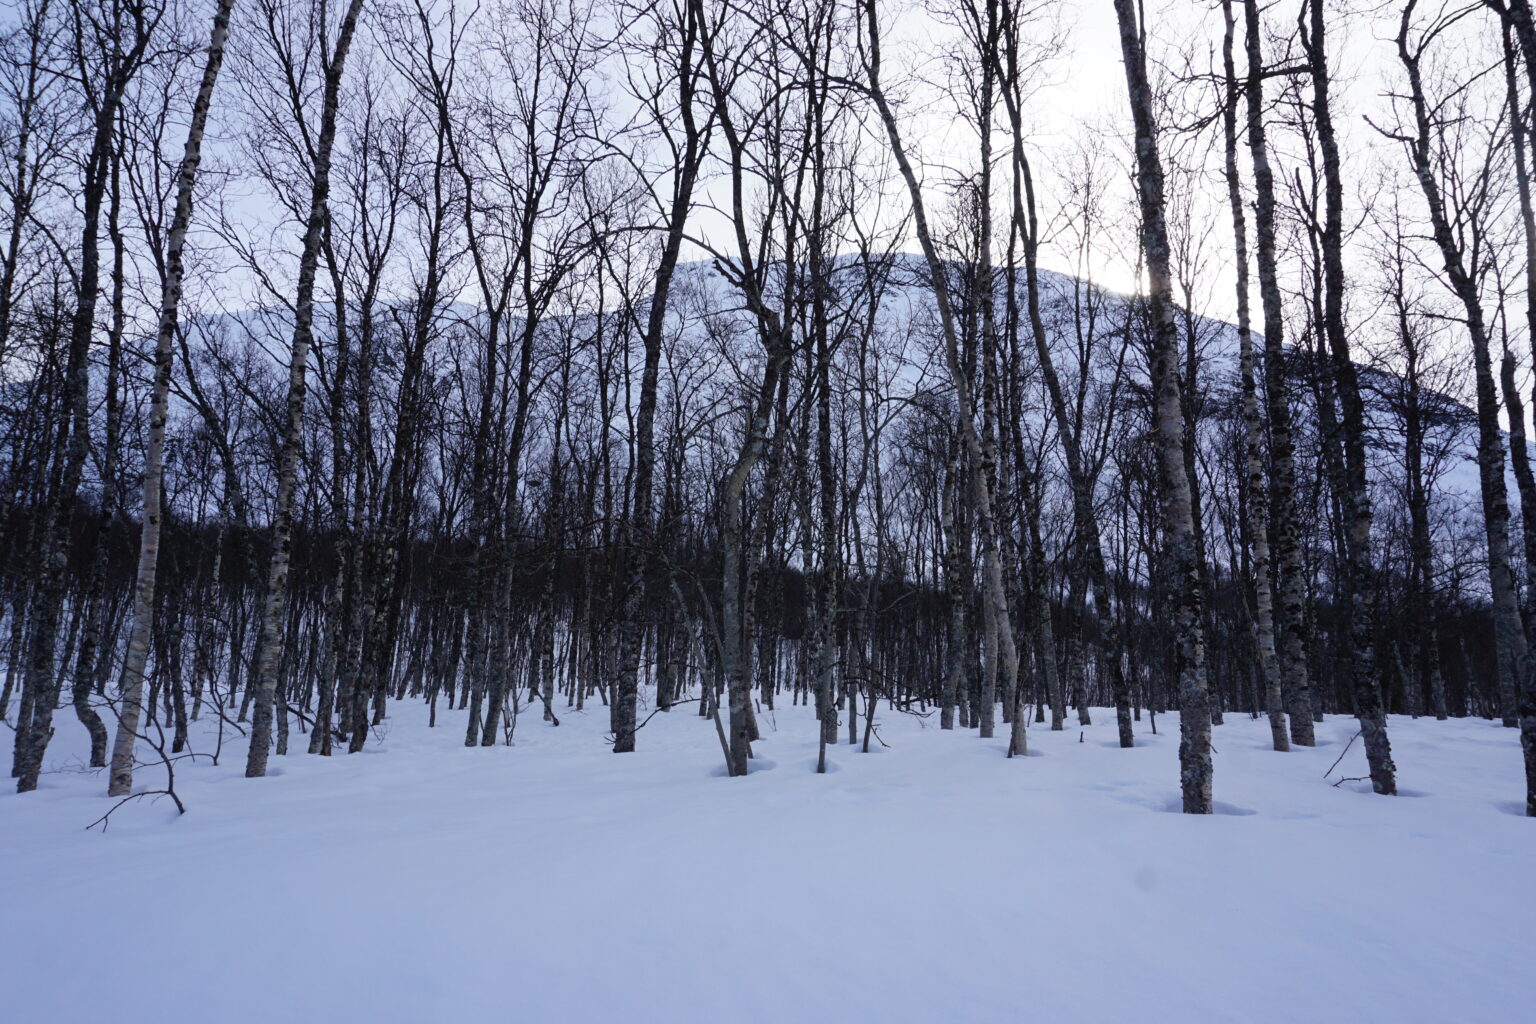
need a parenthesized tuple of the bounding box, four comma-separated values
(107, 0, 237, 797)
(1112, 0, 1213, 812)
(1308, 0, 1395, 793)
(1220, 0, 1286, 751)
(1496, 7, 1536, 812)
(1241, 0, 1314, 746)
(246, 0, 367, 778)
(938, 451, 967, 730)
(15, 13, 154, 793)
(1396, 2, 1525, 734)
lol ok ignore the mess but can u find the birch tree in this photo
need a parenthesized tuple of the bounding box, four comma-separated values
(246, 0, 367, 778)
(107, 0, 237, 796)
(1111, 0, 1213, 812)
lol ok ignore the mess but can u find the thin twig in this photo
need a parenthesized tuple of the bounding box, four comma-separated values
(86, 789, 185, 833)
(1325, 729, 1362, 779)
(607, 697, 702, 748)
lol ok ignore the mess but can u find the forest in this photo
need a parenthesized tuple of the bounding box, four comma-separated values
(3, 0, 1535, 826)
(5, 1, 1535, 1020)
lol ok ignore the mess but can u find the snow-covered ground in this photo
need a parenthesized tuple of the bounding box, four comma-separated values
(2, 697, 1529, 1023)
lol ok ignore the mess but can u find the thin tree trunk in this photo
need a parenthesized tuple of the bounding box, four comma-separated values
(1241, 0, 1314, 746)
(107, 0, 236, 797)
(1219, 0, 1286, 751)
(1307, 0, 1394, 793)
(1397, 1, 1525, 736)
(616, 29, 703, 750)
(246, 0, 367, 778)
(15, 13, 155, 793)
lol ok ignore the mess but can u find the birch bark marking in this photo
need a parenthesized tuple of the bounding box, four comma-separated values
(108, 0, 238, 798)
(860, 0, 1020, 754)
(1111, 0, 1213, 812)
(1241, 0, 1314, 745)
(14, 4, 158, 793)
(1219, 0, 1286, 752)
(246, 0, 368, 778)
(1306, 0, 1395, 793)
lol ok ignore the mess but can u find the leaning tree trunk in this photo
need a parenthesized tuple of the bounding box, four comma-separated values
(614, 36, 703, 750)
(14, 18, 154, 793)
(1396, 2, 1526, 738)
(1499, 348, 1536, 660)
(995, 45, 1133, 746)
(1501, 28, 1536, 646)
(720, 365, 783, 777)
(246, 0, 367, 778)
(107, 0, 237, 798)
(1405, 1, 1533, 811)
(71, 150, 132, 770)
(862, 0, 1017, 756)
(1112, 0, 1213, 813)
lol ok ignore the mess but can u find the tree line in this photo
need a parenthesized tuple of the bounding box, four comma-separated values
(2, 0, 1534, 814)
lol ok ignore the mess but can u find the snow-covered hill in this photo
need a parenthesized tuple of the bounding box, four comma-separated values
(284, 256, 1480, 565)
(177, 253, 1486, 518)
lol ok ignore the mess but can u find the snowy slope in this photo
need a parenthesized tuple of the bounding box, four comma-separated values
(2, 700, 1529, 1024)
(174, 254, 1491, 543)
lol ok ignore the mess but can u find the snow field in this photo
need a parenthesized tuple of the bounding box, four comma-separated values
(2, 697, 1530, 1023)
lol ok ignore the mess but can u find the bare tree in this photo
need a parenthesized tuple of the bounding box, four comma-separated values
(108, 0, 237, 796)
(1241, 0, 1316, 746)
(14, 0, 161, 792)
(1111, 0, 1213, 812)
(1303, 0, 1396, 794)
(1219, 0, 1287, 751)
(246, 0, 368, 778)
